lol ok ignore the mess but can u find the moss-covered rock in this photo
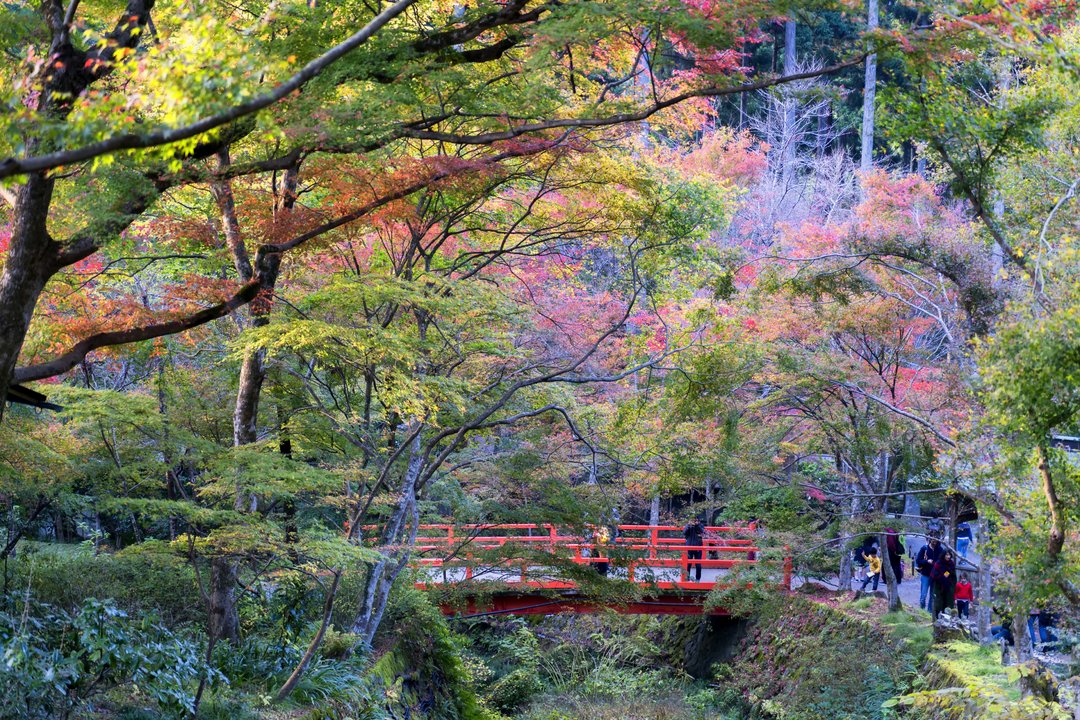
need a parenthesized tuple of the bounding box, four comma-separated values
(889, 641, 1070, 720)
(727, 596, 924, 720)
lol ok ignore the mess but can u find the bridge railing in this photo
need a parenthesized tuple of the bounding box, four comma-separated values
(392, 523, 787, 591)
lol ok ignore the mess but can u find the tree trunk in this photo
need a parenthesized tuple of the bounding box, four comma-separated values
(838, 492, 857, 589)
(234, 349, 266, 447)
(1036, 443, 1066, 559)
(351, 433, 423, 649)
(880, 532, 902, 612)
(947, 495, 958, 551)
(210, 161, 253, 283)
(860, 0, 878, 174)
(704, 476, 714, 526)
(205, 160, 295, 647)
(0, 175, 59, 423)
(977, 519, 992, 643)
(1012, 614, 1031, 663)
(781, 20, 798, 179)
(991, 196, 1005, 284)
(208, 557, 240, 645)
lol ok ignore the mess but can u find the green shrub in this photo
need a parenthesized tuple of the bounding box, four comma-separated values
(212, 635, 301, 688)
(486, 668, 543, 712)
(9, 541, 201, 626)
(319, 626, 362, 660)
(0, 597, 212, 720)
(115, 709, 161, 720)
(194, 694, 261, 720)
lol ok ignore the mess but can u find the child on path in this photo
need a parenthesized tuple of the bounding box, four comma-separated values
(954, 574, 973, 619)
(860, 548, 882, 592)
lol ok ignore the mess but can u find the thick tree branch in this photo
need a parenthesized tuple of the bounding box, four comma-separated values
(13, 282, 260, 383)
(0, 0, 420, 179)
(0, 46, 864, 180)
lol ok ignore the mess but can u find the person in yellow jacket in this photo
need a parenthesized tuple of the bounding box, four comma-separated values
(860, 547, 882, 592)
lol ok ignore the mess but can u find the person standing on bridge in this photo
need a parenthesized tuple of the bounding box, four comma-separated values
(593, 525, 612, 577)
(683, 518, 705, 582)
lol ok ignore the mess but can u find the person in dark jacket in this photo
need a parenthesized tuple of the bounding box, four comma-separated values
(885, 529, 905, 584)
(683, 519, 705, 582)
(991, 608, 1015, 646)
(851, 536, 877, 579)
(930, 550, 957, 619)
(916, 538, 941, 610)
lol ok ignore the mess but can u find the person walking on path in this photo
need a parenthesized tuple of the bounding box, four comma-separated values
(930, 550, 957, 619)
(683, 519, 705, 582)
(860, 547, 882, 592)
(954, 574, 973, 619)
(956, 522, 973, 558)
(1028, 609, 1060, 652)
(916, 538, 941, 611)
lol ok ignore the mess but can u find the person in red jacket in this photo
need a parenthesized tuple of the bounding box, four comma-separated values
(954, 574, 974, 619)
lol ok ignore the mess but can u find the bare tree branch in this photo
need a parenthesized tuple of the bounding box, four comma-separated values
(830, 380, 956, 448)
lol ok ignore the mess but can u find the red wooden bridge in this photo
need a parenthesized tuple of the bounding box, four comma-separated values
(408, 523, 791, 616)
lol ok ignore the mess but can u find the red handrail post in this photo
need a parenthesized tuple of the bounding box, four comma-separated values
(783, 546, 792, 591)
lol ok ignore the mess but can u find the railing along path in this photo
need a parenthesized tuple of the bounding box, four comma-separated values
(398, 523, 791, 594)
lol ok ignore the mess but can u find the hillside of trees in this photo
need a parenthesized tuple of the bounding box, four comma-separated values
(1, 0, 1079, 717)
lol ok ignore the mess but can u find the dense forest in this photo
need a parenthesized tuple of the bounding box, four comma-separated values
(1, 0, 1079, 717)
